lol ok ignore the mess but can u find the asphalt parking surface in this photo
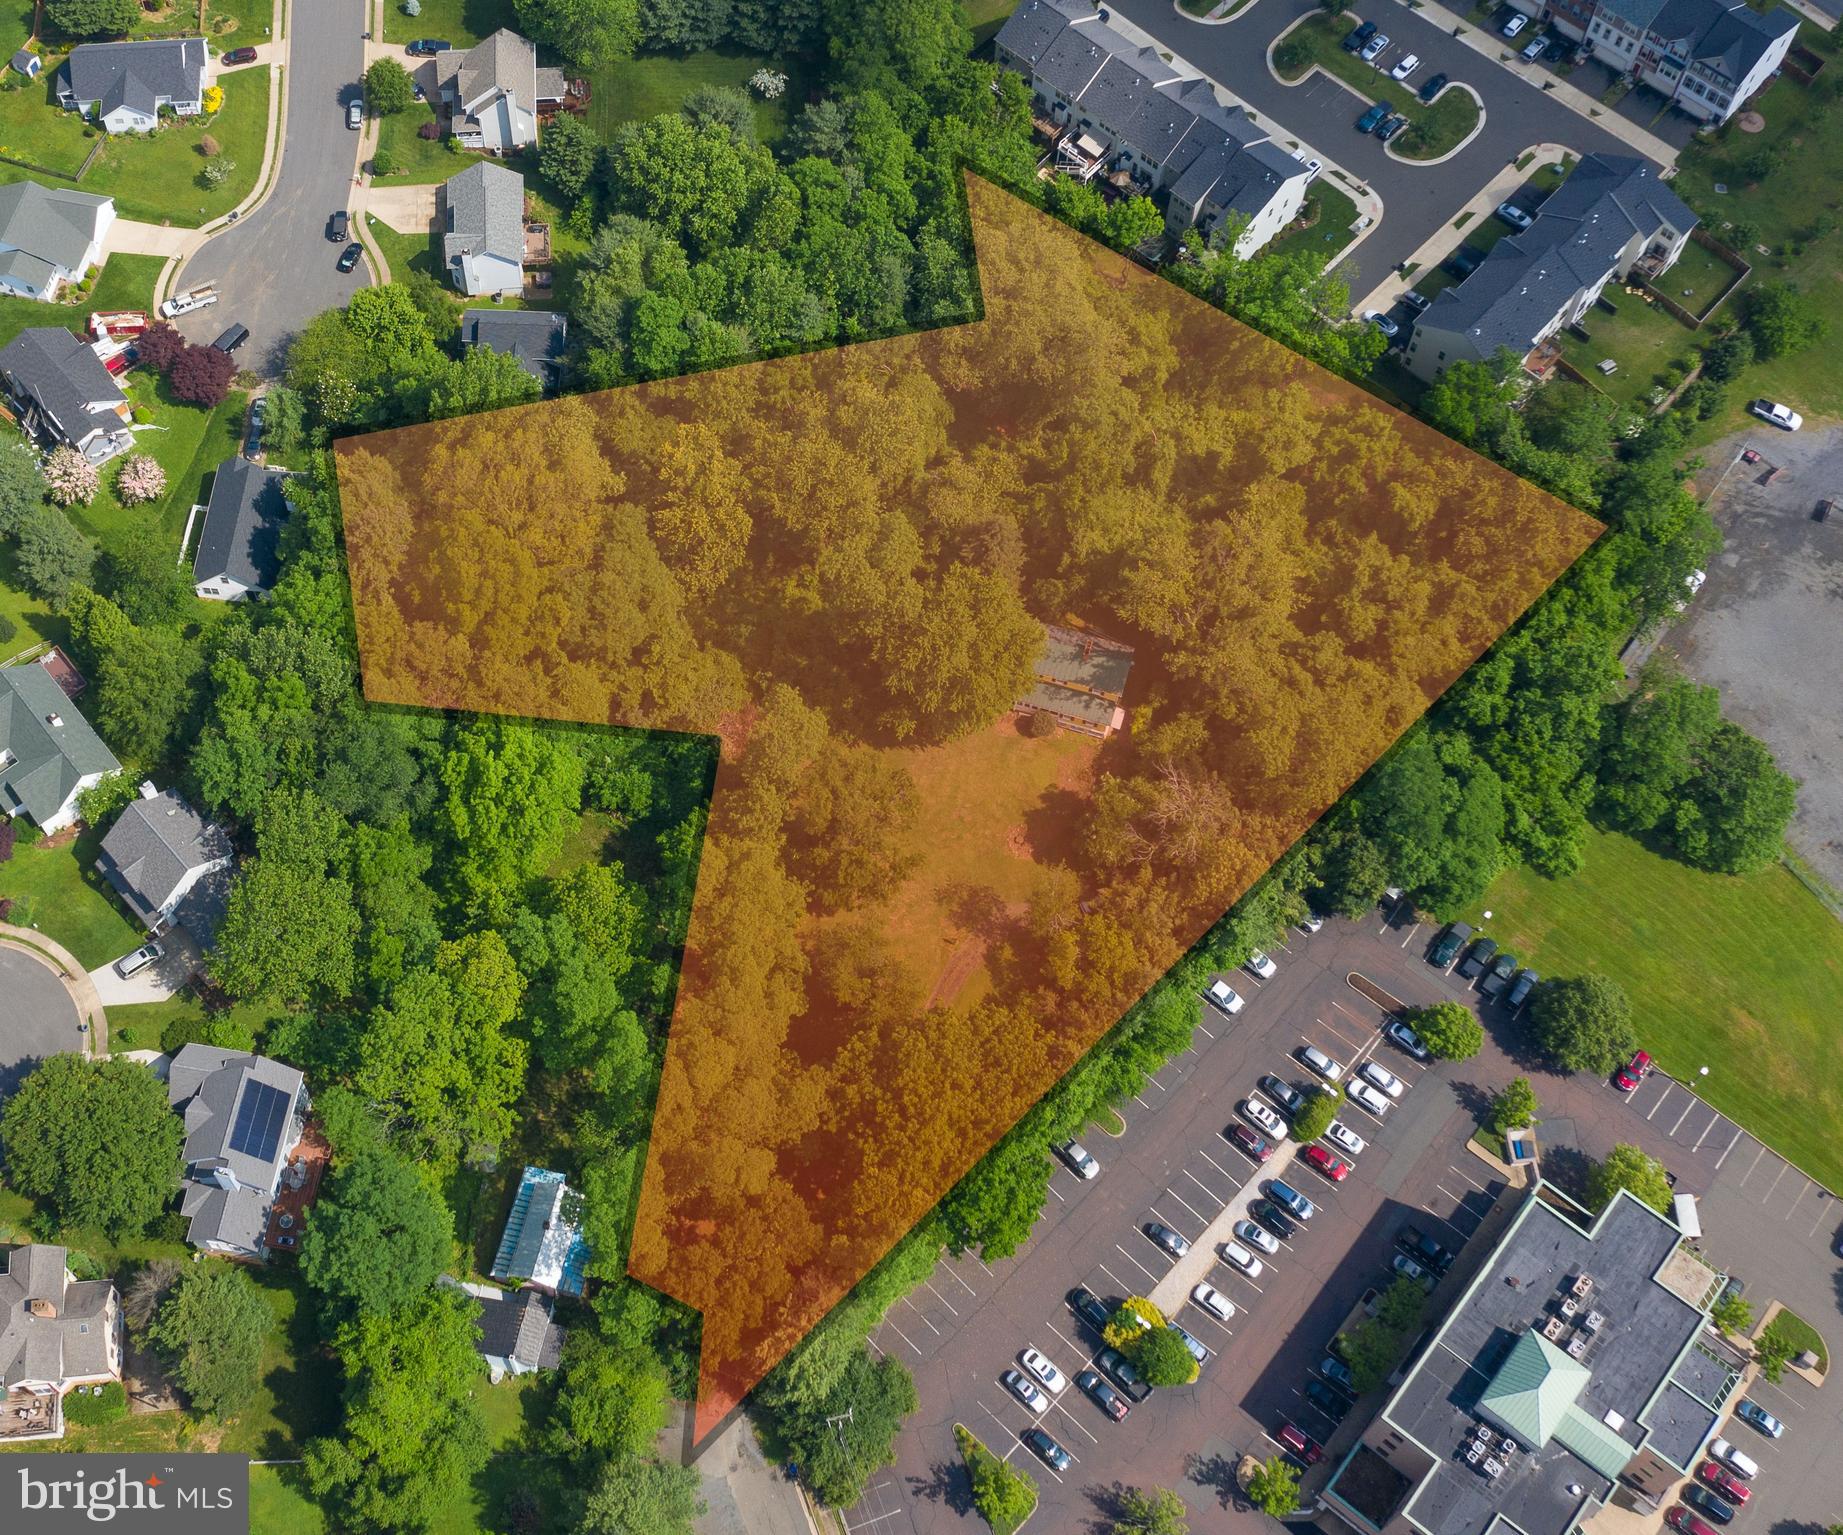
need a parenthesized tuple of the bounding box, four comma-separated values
(0, 946, 82, 1099)
(1103, 0, 1665, 296)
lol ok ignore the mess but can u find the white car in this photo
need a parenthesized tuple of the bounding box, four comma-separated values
(1502, 12, 1528, 37)
(1390, 52, 1421, 80)
(1673, 568, 1707, 615)
(1219, 1240, 1265, 1279)
(114, 942, 164, 979)
(1347, 1079, 1391, 1117)
(1326, 1120, 1368, 1156)
(1191, 1282, 1236, 1322)
(1235, 1219, 1280, 1255)
(1242, 1098, 1287, 1139)
(1393, 1253, 1433, 1288)
(1058, 1141, 1100, 1180)
(1247, 949, 1277, 980)
(1360, 1061, 1406, 1099)
(1001, 1368, 1050, 1414)
(1206, 979, 1245, 1015)
(1298, 913, 1324, 934)
(1708, 1437, 1759, 1479)
(1019, 1348, 1067, 1394)
(1302, 1045, 1345, 1082)
(1748, 398, 1802, 431)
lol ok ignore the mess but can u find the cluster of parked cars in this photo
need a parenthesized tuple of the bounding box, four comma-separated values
(1669, 1412, 1782, 1535)
(1427, 922, 1538, 1007)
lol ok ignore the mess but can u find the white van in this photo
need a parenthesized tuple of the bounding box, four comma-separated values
(1708, 1438, 1759, 1479)
(1302, 1045, 1345, 1081)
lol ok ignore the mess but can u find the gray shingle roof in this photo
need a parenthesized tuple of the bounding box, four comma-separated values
(0, 180, 111, 278)
(95, 787, 232, 929)
(460, 307, 566, 385)
(192, 456, 291, 593)
(0, 325, 129, 450)
(62, 37, 206, 117)
(995, 0, 1099, 70)
(0, 1245, 115, 1390)
(473, 1287, 566, 1372)
(441, 161, 524, 270)
(0, 662, 120, 827)
(1594, 0, 1671, 28)
(167, 1045, 306, 1251)
(433, 27, 537, 110)
(1687, 2, 1799, 83)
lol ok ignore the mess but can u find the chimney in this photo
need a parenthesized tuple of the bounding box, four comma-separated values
(28, 1297, 58, 1319)
(137, 780, 158, 800)
(46, 714, 62, 728)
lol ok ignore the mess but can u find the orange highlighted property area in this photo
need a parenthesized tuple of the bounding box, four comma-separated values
(335, 175, 1601, 1439)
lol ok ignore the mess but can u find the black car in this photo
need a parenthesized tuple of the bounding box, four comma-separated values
(1023, 1427, 1072, 1472)
(405, 38, 453, 55)
(1078, 1368, 1130, 1422)
(1250, 1198, 1297, 1242)
(1069, 1287, 1113, 1334)
(1258, 1075, 1306, 1118)
(1429, 921, 1474, 968)
(1442, 245, 1484, 280)
(211, 323, 249, 354)
(1095, 1346, 1153, 1403)
(1344, 19, 1378, 51)
(328, 209, 349, 242)
(1480, 949, 1519, 996)
(337, 242, 364, 273)
(1458, 936, 1499, 979)
(1684, 1487, 1734, 1526)
(1376, 113, 1408, 143)
(1399, 1226, 1456, 1275)
(1304, 1379, 1353, 1422)
(1418, 70, 1449, 102)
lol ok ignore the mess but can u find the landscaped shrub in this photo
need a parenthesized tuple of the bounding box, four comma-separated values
(115, 453, 167, 506)
(169, 343, 236, 406)
(1018, 710, 1057, 739)
(198, 132, 220, 158)
(135, 322, 185, 372)
(371, 144, 399, 176)
(0, 820, 15, 862)
(62, 1382, 127, 1427)
(43, 446, 99, 506)
(0, 614, 14, 652)
(418, 120, 442, 140)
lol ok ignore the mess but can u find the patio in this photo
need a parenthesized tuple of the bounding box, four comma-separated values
(0, 1389, 58, 1440)
(261, 1120, 328, 1257)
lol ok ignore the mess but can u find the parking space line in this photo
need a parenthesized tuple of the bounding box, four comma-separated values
(1149, 1073, 1168, 1092)
(1197, 1147, 1240, 1183)
(1134, 1093, 1152, 1110)
(884, 1316, 924, 1356)
(1184, 1166, 1227, 1205)
(1116, 1243, 1161, 1283)
(1399, 922, 1422, 949)
(922, 1278, 960, 1318)
(1097, 1260, 1132, 1295)
(1783, 1178, 1811, 1219)
(1735, 1143, 1768, 1186)
(1691, 1113, 1724, 1153)
(1647, 1085, 1673, 1121)
(1147, 1205, 1190, 1240)
(1164, 1187, 1209, 1225)
(1714, 1128, 1745, 1169)
(1446, 1163, 1489, 1192)
(1049, 1183, 1067, 1203)
(1668, 1099, 1695, 1137)
(1309, 1020, 1363, 1053)
(844, 1507, 907, 1531)
(1763, 1160, 1791, 1200)
(1047, 1398, 1099, 1444)
(900, 1295, 942, 1335)
(1196, 1020, 1217, 1041)
(1809, 1201, 1835, 1239)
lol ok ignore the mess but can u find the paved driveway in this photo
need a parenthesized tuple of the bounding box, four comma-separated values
(0, 947, 83, 1099)
(1104, 0, 1663, 296)
(87, 930, 202, 1007)
(171, 0, 370, 375)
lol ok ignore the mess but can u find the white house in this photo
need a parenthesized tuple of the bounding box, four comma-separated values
(192, 457, 293, 602)
(416, 28, 565, 153)
(994, 0, 1312, 258)
(1405, 154, 1698, 384)
(0, 181, 114, 302)
(440, 161, 525, 297)
(58, 37, 209, 134)
(95, 783, 234, 941)
(0, 326, 134, 464)
(1583, 0, 1798, 125)
(0, 662, 120, 834)
(0, 1244, 122, 1442)
(168, 1045, 309, 1260)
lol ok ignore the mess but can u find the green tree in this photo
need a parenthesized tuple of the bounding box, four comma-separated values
(1674, 722, 1795, 875)
(771, 1348, 917, 1507)
(1342, 1318, 1401, 1394)
(959, 1425, 1037, 1534)
(1710, 1290, 1753, 1339)
(786, 743, 922, 911)
(1754, 1328, 1795, 1384)
(93, 623, 195, 763)
(515, 0, 639, 67)
(146, 1265, 274, 1417)
(1134, 1326, 1200, 1388)
(539, 109, 601, 200)
(1291, 1088, 1338, 1143)
(1528, 973, 1636, 1076)
(1246, 1456, 1301, 1517)
(45, 0, 138, 37)
(547, 1328, 670, 1467)
(99, 530, 194, 628)
(300, 1147, 450, 1317)
(575, 1457, 705, 1535)
(1104, 1296, 1165, 1352)
(1376, 1274, 1428, 1334)
(14, 505, 94, 607)
(439, 719, 586, 915)
(0, 442, 47, 537)
(1315, 821, 1390, 917)
(1486, 1077, 1540, 1133)
(1588, 1143, 1673, 1215)
(1112, 1486, 1190, 1535)
(683, 82, 758, 141)
(1744, 282, 1826, 360)
(1698, 328, 1754, 382)
(364, 57, 414, 115)
(1405, 1001, 1484, 1061)
(1523, 381, 1615, 459)
(0, 1056, 180, 1236)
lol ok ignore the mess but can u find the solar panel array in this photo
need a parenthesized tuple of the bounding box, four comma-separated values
(228, 1080, 290, 1162)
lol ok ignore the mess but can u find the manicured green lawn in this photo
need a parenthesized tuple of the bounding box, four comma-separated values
(0, 66, 269, 226)
(374, 102, 470, 184)
(1555, 289, 1698, 409)
(248, 1467, 327, 1535)
(967, 0, 1020, 45)
(1274, 16, 1481, 160)
(381, 0, 517, 48)
(1270, 181, 1360, 272)
(1482, 828, 1843, 1197)
(365, 209, 437, 284)
(0, 823, 143, 969)
(1762, 1306, 1828, 1371)
(199, 0, 277, 46)
(586, 50, 808, 145)
(0, 251, 167, 362)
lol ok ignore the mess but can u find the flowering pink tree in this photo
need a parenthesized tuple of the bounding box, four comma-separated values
(115, 453, 167, 506)
(43, 446, 99, 507)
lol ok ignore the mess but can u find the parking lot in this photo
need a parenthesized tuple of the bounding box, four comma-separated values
(834, 902, 1843, 1535)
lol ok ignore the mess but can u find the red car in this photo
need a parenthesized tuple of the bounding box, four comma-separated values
(1614, 1049, 1653, 1091)
(223, 46, 258, 64)
(1226, 1123, 1274, 1163)
(1303, 1145, 1351, 1182)
(1697, 1462, 1750, 1504)
(1277, 1421, 1323, 1465)
(1667, 1509, 1718, 1535)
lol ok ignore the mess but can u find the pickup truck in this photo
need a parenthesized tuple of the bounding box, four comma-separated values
(159, 285, 218, 319)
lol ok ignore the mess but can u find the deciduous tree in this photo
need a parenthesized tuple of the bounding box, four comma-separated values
(1112, 1487, 1190, 1535)
(147, 1265, 274, 1417)
(1527, 973, 1636, 1076)
(1486, 1077, 1540, 1133)
(1587, 1142, 1672, 1215)
(364, 57, 415, 115)
(170, 342, 237, 406)
(574, 1457, 705, 1535)
(1405, 1001, 1484, 1061)
(299, 1147, 449, 1317)
(1246, 1456, 1300, 1517)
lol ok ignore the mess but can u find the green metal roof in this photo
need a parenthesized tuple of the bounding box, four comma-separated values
(1555, 1403, 1638, 1480)
(1478, 1331, 1590, 1448)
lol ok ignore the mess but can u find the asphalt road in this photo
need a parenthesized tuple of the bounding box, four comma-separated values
(171, 0, 370, 376)
(1103, 0, 1664, 296)
(0, 947, 81, 1099)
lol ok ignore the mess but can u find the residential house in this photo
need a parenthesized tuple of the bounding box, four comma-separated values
(95, 782, 234, 941)
(416, 28, 564, 153)
(460, 308, 567, 390)
(443, 1279, 567, 1383)
(0, 181, 114, 302)
(167, 1045, 309, 1260)
(994, 0, 1313, 257)
(0, 662, 120, 833)
(192, 456, 293, 601)
(1581, 0, 1798, 124)
(1405, 153, 1697, 383)
(57, 37, 210, 133)
(490, 1167, 590, 1297)
(0, 326, 134, 464)
(0, 1244, 121, 1442)
(440, 161, 526, 297)
(1017, 624, 1134, 738)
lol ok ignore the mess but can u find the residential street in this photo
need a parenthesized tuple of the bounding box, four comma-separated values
(170, 0, 371, 374)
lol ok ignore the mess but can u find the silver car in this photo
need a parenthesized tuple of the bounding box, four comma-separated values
(114, 942, 164, 978)
(1347, 1079, 1391, 1117)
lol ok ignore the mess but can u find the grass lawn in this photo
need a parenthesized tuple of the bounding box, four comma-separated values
(381, 0, 517, 48)
(365, 209, 437, 285)
(1555, 289, 1698, 409)
(586, 50, 810, 146)
(1274, 16, 1481, 160)
(1762, 1306, 1828, 1372)
(249, 1467, 326, 1535)
(374, 103, 469, 184)
(0, 66, 269, 227)
(1481, 828, 1843, 1197)
(967, 0, 1020, 46)
(1270, 181, 1361, 271)
(0, 823, 143, 970)
(0, 252, 168, 354)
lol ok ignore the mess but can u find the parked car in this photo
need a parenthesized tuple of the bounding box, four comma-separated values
(1219, 1240, 1264, 1278)
(1260, 1074, 1307, 1117)
(1698, 1461, 1750, 1504)
(1444, 244, 1484, 279)
(1170, 1323, 1209, 1366)
(1057, 1141, 1101, 1179)
(1402, 288, 1432, 314)
(1390, 52, 1421, 80)
(405, 38, 453, 55)
(1250, 1198, 1298, 1241)
(1458, 936, 1499, 979)
(328, 209, 350, 242)
(1069, 1287, 1113, 1334)
(1146, 1222, 1190, 1259)
(1300, 1046, 1345, 1082)
(1429, 921, 1473, 967)
(1278, 1421, 1324, 1464)
(1023, 1427, 1072, 1471)
(1480, 950, 1519, 996)
(1192, 1282, 1236, 1322)
(211, 322, 249, 354)
(1305, 1378, 1352, 1421)
(1507, 969, 1539, 1008)
(1735, 1400, 1783, 1439)
(1368, 311, 1401, 339)
(1320, 1354, 1355, 1391)
(224, 45, 258, 64)
(1418, 70, 1449, 101)
(1267, 1179, 1317, 1220)
(1399, 1226, 1455, 1274)
(1001, 1368, 1049, 1414)
(1614, 1050, 1654, 1092)
(1520, 32, 1547, 60)
(1749, 398, 1802, 430)
(1344, 20, 1378, 51)
(1095, 1346, 1153, 1401)
(1019, 1348, 1066, 1394)
(1242, 1098, 1287, 1139)
(1712, 1437, 1761, 1478)
(1235, 1219, 1280, 1256)
(1387, 1020, 1430, 1059)
(1206, 979, 1245, 1015)
(1302, 1145, 1351, 1181)
(337, 242, 363, 274)
(1683, 1488, 1734, 1526)
(1079, 1369, 1130, 1420)
(1376, 113, 1408, 143)
(1498, 203, 1534, 235)
(1326, 1120, 1368, 1157)
(1502, 11, 1529, 37)
(1393, 1252, 1435, 1289)
(1360, 1061, 1406, 1099)
(1227, 1123, 1275, 1162)
(114, 942, 164, 979)
(1667, 1510, 1720, 1535)
(1356, 100, 1389, 134)
(347, 97, 363, 129)
(1247, 948, 1277, 979)
(1360, 32, 1390, 61)
(1298, 912, 1325, 934)
(1347, 1080, 1391, 1117)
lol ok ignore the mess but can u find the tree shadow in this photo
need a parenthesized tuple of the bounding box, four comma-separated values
(1080, 1480, 1139, 1533)
(1185, 1450, 1244, 1513)
(1448, 1078, 1497, 1124)
(1540, 1144, 1595, 1206)
(905, 1455, 973, 1518)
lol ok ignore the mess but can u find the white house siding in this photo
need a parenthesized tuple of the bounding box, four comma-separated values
(40, 768, 112, 834)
